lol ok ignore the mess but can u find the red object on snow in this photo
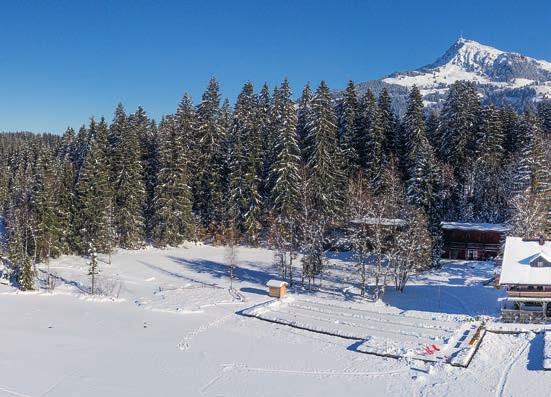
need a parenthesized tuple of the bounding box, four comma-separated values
(431, 344, 440, 351)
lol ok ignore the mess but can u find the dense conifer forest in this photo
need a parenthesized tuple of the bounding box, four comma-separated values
(1, 79, 550, 291)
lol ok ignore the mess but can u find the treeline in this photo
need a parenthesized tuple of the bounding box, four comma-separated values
(0, 79, 550, 291)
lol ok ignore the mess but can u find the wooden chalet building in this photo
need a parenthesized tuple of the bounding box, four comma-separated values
(499, 236, 551, 323)
(441, 222, 511, 261)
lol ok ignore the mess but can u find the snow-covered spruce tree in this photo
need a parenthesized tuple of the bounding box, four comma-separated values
(537, 100, 551, 136)
(403, 86, 439, 212)
(218, 98, 233, 219)
(110, 104, 146, 248)
(74, 118, 112, 253)
(128, 106, 157, 238)
(425, 110, 440, 152)
(401, 87, 443, 265)
(31, 149, 72, 283)
(512, 111, 550, 196)
(338, 80, 360, 175)
(194, 78, 227, 234)
(305, 80, 345, 223)
(152, 112, 194, 247)
(7, 215, 34, 290)
(73, 124, 92, 172)
(378, 87, 396, 159)
(270, 79, 302, 284)
(470, 105, 507, 222)
(257, 83, 276, 215)
(297, 82, 313, 162)
(58, 157, 77, 253)
(227, 82, 262, 244)
(501, 105, 520, 156)
(240, 85, 263, 244)
(360, 90, 384, 187)
(438, 80, 480, 176)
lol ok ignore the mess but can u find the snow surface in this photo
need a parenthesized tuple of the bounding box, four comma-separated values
(0, 244, 549, 396)
(500, 237, 551, 285)
(440, 222, 511, 233)
(266, 279, 288, 288)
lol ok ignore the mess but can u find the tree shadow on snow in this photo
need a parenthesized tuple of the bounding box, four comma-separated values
(166, 256, 277, 287)
(138, 261, 222, 288)
(240, 287, 268, 296)
(527, 332, 544, 371)
(382, 284, 504, 316)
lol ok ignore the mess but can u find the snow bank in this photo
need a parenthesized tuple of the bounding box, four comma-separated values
(440, 222, 511, 233)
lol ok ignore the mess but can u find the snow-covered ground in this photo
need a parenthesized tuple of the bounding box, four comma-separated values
(0, 244, 549, 396)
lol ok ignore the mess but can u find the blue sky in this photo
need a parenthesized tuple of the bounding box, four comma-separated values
(1, 0, 550, 133)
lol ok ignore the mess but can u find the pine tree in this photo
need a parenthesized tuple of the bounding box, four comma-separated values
(129, 106, 157, 237)
(227, 82, 262, 243)
(32, 150, 69, 260)
(537, 100, 551, 136)
(360, 90, 384, 186)
(425, 110, 440, 151)
(501, 105, 519, 155)
(471, 105, 507, 222)
(338, 80, 359, 174)
(75, 118, 112, 253)
(513, 112, 550, 195)
(306, 81, 345, 222)
(271, 79, 302, 229)
(378, 88, 396, 158)
(195, 78, 227, 232)
(402, 86, 427, 174)
(152, 110, 194, 246)
(402, 87, 440, 214)
(7, 215, 34, 290)
(438, 81, 480, 171)
(297, 82, 313, 162)
(258, 83, 275, 213)
(110, 105, 146, 248)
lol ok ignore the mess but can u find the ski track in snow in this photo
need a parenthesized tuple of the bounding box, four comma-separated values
(495, 338, 530, 397)
(177, 313, 235, 351)
(0, 385, 33, 397)
(223, 362, 409, 377)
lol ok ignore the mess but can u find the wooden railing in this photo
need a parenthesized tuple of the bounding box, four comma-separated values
(507, 291, 551, 298)
(446, 242, 501, 250)
(501, 309, 548, 323)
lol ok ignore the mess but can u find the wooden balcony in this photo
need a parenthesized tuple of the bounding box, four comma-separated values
(507, 291, 551, 298)
(446, 242, 501, 251)
(501, 309, 548, 323)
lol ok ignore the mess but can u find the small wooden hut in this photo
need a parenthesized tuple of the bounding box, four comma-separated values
(266, 280, 288, 298)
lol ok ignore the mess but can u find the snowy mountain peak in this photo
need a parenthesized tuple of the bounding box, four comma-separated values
(377, 38, 551, 110)
(427, 37, 504, 72)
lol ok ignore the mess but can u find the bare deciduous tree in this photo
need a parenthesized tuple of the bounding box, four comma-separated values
(509, 188, 548, 239)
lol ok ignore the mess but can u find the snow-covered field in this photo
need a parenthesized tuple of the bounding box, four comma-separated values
(0, 244, 549, 396)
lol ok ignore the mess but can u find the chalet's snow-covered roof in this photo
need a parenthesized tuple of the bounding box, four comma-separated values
(500, 237, 551, 285)
(440, 222, 511, 233)
(351, 217, 407, 227)
(266, 280, 288, 288)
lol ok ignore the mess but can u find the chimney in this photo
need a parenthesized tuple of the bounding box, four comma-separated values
(539, 235, 545, 246)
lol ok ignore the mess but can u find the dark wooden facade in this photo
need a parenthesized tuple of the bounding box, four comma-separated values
(441, 225, 507, 260)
